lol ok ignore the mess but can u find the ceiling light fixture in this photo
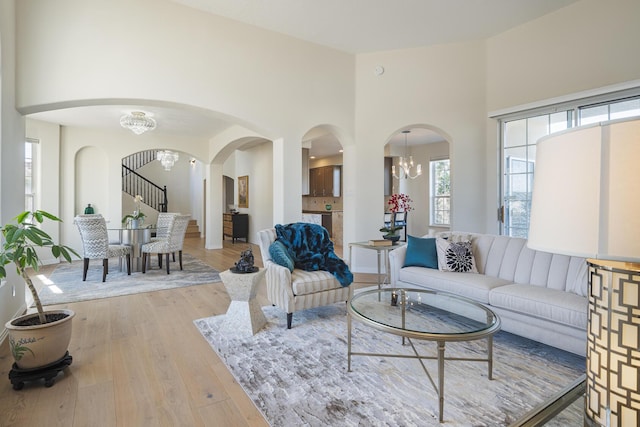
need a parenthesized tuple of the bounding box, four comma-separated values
(120, 111, 157, 135)
(157, 150, 179, 171)
(392, 130, 422, 179)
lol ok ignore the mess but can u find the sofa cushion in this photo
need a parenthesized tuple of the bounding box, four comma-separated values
(398, 266, 510, 303)
(403, 236, 438, 269)
(568, 258, 589, 296)
(489, 284, 588, 329)
(269, 240, 294, 272)
(436, 238, 478, 273)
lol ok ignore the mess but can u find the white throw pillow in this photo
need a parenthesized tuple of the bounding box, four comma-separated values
(436, 237, 478, 273)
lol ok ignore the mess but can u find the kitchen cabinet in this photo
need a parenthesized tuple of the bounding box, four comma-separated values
(223, 213, 248, 243)
(309, 165, 341, 197)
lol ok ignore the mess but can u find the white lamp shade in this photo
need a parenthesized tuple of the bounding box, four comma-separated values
(528, 118, 640, 262)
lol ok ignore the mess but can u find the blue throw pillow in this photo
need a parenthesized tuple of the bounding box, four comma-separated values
(269, 240, 295, 272)
(403, 235, 438, 269)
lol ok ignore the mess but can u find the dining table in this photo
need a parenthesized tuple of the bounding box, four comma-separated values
(109, 227, 154, 272)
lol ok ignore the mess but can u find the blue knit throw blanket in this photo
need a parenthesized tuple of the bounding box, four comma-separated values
(275, 222, 353, 287)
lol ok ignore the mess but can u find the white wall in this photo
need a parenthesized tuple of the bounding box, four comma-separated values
(230, 143, 273, 244)
(483, 0, 640, 233)
(351, 40, 485, 270)
(0, 0, 27, 340)
(15, 0, 354, 249)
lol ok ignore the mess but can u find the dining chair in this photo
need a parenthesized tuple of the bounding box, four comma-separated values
(150, 212, 179, 261)
(151, 212, 179, 242)
(74, 214, 131, 282)
(141, 214, 190, 274)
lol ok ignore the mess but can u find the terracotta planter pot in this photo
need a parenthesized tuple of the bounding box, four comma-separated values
(5, 309, 75, 370)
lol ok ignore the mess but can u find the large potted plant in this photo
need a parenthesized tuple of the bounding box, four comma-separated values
(0, 210, 79, 371)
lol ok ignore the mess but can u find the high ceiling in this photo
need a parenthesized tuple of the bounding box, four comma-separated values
(29, 0, 578, 158)
(173, 0, 577, 54)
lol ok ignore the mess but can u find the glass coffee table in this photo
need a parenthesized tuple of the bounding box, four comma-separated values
(347, 288, 501, 423)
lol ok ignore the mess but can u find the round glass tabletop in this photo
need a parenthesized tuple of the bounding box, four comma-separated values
(349, 288, 500, 341)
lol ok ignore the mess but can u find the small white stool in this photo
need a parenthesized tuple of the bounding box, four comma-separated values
(220, 268, 267, 336)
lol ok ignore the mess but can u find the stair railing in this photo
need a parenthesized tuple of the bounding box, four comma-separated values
(122, 150, 159, 172)
(122, 164, 168, 212)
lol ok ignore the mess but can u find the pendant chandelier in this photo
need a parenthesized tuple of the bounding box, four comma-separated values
(392, 130, 422, 180)
(157, 150, 179, 171)
(120, 111, 157, 135)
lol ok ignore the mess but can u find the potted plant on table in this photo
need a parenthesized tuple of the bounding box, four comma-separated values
(0, 210, 79, 372)
(122, 194, 146, 229)
(379, 193, 413, 242)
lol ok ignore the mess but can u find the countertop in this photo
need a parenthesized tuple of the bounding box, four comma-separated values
(302, 210, 343, 214)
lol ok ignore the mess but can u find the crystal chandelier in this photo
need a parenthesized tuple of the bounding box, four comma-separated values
(392, 130, 422, 179)
(120, 111, 157, 135)
(157, 150, 179, 171)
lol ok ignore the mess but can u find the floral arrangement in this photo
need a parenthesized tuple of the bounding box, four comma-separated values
(387, 193, 413, 214)
(380, 193, 413, 236)
(122, 194, 146, 224)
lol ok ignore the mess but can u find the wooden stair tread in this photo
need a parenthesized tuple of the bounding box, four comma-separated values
(185, 219, 199, 237)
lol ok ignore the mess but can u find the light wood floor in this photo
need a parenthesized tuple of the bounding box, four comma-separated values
(0, 238, 373, 427)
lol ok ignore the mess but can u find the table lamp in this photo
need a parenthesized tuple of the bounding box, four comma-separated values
(527, 117, 640, 427)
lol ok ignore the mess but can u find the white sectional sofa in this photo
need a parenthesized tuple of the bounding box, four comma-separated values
(388, 232, 589, 356)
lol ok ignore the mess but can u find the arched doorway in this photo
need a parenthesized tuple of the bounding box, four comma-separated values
(384, 126, 450, 238)
(301, 126, 345, 248)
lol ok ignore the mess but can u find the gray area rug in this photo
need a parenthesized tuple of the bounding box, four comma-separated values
(195, 304, 585, 426)
(38, 254, 220, 305)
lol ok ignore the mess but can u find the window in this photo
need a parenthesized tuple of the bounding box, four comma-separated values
(501, 112, 571, 238)
(499, 90, 640, 237)
(430, 158, 450, 226)
(25, 139, 39, 211)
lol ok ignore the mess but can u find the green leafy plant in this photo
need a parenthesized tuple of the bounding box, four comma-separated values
(0, 210, 79, 324)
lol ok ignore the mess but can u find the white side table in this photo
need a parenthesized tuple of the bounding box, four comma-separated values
(220, 268, 267, 337)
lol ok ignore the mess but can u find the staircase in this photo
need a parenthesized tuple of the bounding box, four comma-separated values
(185, 219, 200, 238)
(122, 150, 169, 212)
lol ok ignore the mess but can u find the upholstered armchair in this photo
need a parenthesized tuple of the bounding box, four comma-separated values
(258, 227, 352, 329)
(74, 214, 131, 282)
(141, 214, 190, 274)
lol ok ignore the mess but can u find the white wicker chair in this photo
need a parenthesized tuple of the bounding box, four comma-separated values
(257, 228, 352, 329)
(141, 214, 190, 274)
(74, 214, 131, 282)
